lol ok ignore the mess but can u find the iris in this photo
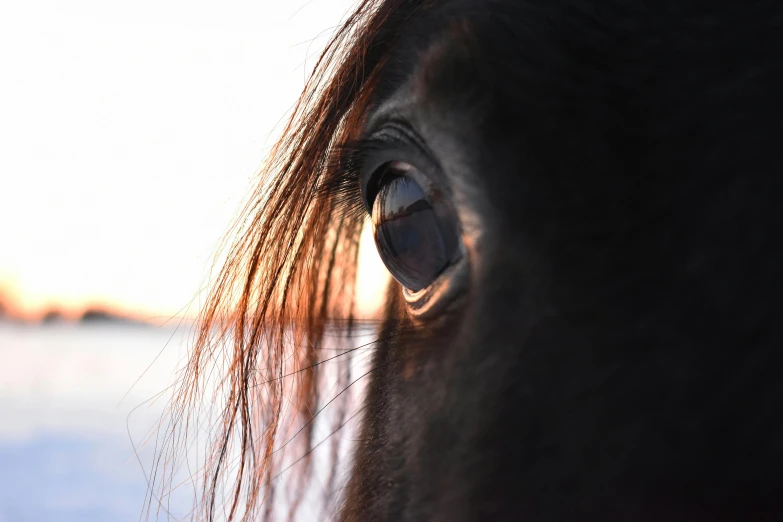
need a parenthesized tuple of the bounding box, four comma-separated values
(371, 163, 460, 292)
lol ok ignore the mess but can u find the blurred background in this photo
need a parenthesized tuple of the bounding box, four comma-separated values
(0, 1, 384, 519)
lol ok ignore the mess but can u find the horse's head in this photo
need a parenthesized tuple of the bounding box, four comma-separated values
(154, 1, 783, 520)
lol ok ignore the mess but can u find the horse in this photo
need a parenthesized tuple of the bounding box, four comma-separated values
(149, 0, 783, 520)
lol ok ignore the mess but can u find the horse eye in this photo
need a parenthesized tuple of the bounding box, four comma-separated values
(371, 161, 460, 293)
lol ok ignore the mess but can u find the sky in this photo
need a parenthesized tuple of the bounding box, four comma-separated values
(0, 0, 387, 320)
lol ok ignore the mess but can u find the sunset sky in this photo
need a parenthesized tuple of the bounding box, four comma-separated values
(0, 0, 387, 321)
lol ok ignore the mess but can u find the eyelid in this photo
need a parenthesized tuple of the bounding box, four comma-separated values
(358, 122, 443, 213)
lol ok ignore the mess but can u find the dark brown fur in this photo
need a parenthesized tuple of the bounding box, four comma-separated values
(150, 1, 783, 520)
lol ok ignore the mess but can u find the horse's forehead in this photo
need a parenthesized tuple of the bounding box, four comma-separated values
(396, 3, 578, 127)
(411, 16, 477, 95)
(388, 1, 781, 153)
(397, 1, 775, 105)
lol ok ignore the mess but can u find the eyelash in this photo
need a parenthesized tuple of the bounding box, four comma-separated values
(321, 122, 432, 222)
(317, 134, 388, 220)
(314, 136, 381, 223)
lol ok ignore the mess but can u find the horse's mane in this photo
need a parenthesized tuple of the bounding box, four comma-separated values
(147, 1, 428, 520)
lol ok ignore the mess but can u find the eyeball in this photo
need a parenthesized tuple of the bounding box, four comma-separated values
(370, 161, 461, 292)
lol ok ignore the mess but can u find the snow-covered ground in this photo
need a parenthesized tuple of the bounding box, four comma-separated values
(0, 323, 199, 521)
(0, 321, 373, 521)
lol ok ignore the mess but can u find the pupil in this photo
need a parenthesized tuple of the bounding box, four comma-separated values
(371, 173, 458, 292)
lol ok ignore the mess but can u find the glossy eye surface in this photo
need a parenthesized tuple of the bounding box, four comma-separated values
(371, 161, 460, 292)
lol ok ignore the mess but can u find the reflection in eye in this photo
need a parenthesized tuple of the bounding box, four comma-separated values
(371, 163, 460, 292)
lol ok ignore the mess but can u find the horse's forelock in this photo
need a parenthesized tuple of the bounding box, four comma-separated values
(148, 1, 434, 520)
